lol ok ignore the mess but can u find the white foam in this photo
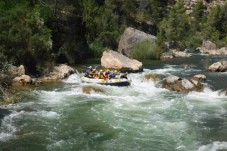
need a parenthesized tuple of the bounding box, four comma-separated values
(198, 141, 227, 151)
(0, 111, 24, 141)
(34, 111, 60, 119)
(187, 87, 227, 102)
(47, 140, 65, 150)
(64, 73, 82, 83)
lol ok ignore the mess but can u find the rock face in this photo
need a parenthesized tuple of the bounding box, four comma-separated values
(118, 27, 156, 57)
(101, 50, 143, 72)
(198, 41, 227, 55)
(43, 64, 75, 80)
(162, 75, 204, 92)
(208, 61, 227, 72)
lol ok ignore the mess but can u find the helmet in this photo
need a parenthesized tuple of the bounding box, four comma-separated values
(100, 69, 103, 72)
(88, 66, 92, 69)
(114, 70, 118, 73)
(93, 69, 96, 71)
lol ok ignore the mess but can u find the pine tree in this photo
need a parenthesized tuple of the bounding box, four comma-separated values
(158, 0, 191, 50)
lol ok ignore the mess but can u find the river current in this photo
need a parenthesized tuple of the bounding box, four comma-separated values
(0, 54, 227, 151)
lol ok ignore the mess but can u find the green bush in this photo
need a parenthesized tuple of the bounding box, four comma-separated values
(130, 40, 162, 60)
(89, 40, 103, 57)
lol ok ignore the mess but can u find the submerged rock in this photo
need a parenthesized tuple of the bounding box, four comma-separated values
(101, 50, 143, 72)
(82, 86, 104, 94)
(143, 74, 160, 81)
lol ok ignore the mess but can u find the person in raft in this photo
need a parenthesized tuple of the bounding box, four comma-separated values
(84, 66, 93, 77)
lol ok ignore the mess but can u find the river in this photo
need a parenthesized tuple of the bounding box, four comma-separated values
(0, 54, 227, 151)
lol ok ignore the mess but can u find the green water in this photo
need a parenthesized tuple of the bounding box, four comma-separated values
(0, 54, 227, 151)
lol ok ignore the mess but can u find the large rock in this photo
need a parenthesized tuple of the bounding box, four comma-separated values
(17, 65, 25, 76)
(101, 50, 143, 72)
(13, 75, 32, 85)
(216, 47, 227, 55)
(208, 61, 227, 72)
(162, 75, 203, 92)
(160, 49, 191, 59)
(43, 64, 75, 80)
(163, 75, 181, 84)
(198, 41, 227, 55)
(172, 49, 191, 57)
(118, 27, 156, 57)
(160, 51, 174, 60)
(192, 74, 206, 81)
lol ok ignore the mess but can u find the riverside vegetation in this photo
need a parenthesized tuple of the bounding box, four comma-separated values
(0, 0, 227, 102)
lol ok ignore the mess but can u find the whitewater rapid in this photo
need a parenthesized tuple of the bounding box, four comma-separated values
(0, 64, 227, 151)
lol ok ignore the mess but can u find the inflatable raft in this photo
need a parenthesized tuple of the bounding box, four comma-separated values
(81, 76, 130, 86)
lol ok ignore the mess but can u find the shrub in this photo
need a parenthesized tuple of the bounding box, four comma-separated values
(130, 40, 162, 60)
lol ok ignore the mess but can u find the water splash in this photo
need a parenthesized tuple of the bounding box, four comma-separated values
(198, 141, 227, 151)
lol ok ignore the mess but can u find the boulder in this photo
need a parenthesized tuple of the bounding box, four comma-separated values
(82, 86, 104, 94)
(172, 49, 191, 57)
(17, 65, 25, 76)
(101, 50, 143, 72)
(163, 75, 181, 84)
(216, 47, 227, 55)
(192, 74, 206, 81)
(175, 79, 195, 92)
(190, 79, 204, 91)
(13, 75, 32, 85)
(160, 51, 174, 60)
(160, 49, 191, 59)
(198, 41, 227, 55)
(208, 61, 227, 72)
(43, 64, 75, 80)
(162, 75, 204, 92)
(118, 27, 156, 57)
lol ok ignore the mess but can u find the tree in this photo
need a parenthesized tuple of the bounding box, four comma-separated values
(203, 1, 227, 47)
(158, 0, 191, 50)
(192, 0, 206, 31)
(0, 1, 52, 73)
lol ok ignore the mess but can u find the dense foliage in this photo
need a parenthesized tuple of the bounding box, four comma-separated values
(0, 0, 227, 74)
(131, 40, 162, 60)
